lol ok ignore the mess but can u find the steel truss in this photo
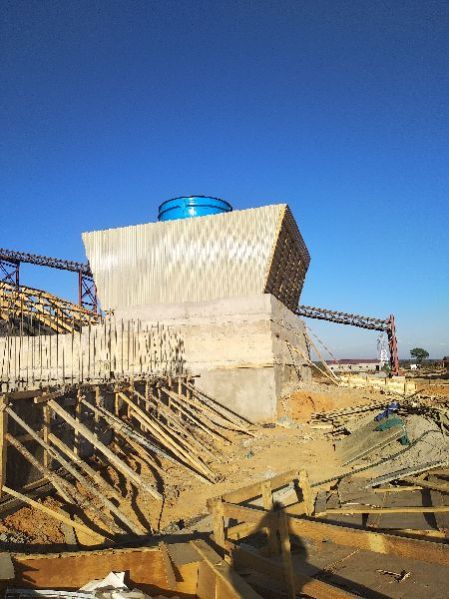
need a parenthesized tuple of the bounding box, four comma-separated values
(0, 248, 96, 312)
(296, 305, 400, 375)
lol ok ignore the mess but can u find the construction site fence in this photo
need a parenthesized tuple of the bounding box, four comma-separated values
(338, 374, 417, 396)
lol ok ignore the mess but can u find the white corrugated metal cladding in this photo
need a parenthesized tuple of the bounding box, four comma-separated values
(82, 204, 309, 311)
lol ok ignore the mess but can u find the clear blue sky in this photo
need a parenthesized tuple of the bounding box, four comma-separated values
(1, 1, 448, 358)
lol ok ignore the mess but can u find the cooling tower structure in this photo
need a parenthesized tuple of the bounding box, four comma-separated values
(83, 203, 312, 421)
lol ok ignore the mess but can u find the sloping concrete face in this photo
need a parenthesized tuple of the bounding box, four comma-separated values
(82, 204, 310, 313)
(114, 294, 311, 422)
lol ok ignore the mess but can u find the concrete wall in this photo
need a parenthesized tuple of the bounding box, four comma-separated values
(114, 293, 311, 422)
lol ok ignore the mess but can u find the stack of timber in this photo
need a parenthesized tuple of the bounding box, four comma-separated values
(0, 377, 253, 544)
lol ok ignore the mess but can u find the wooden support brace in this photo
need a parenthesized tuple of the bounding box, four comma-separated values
(118, 391, 215, 481)
(47, 399, 162, 501)
(2, 486, 107, 543)
(0, 397, 8, 498)
(5, 412, 125, 534)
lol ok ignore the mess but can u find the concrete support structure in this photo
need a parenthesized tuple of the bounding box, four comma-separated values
(114, 294, 310, 421)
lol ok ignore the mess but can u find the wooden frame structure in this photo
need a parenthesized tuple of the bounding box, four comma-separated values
(0, 376, 253, 544)
(0, 282, 100, 335)
(207, 469, 449, 598)
(2, 539, 265, 598)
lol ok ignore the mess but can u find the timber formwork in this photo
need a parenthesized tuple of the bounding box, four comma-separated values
(0, 377, 253, 545)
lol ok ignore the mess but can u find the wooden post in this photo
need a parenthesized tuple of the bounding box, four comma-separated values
(43, 403, 50, 469)
(74, 389, 82, 456)
(278, 511, 296, 599)
(114, 390, 120, 417)
(261, 480, 279, 556)
(210, 497, 226, 549)
(94, 386, 100, 443)
(0, 396, 8, 497)
(299, 470, 313, 516)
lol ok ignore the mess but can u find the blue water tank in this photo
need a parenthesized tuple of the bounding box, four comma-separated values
(158, 196, 233, 222)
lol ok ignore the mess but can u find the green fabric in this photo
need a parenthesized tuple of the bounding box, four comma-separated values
(376, 415, 410, 445)
(375, 416, 403, 431)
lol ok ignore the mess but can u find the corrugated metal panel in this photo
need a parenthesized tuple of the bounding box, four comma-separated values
(82, 204, 310, 311)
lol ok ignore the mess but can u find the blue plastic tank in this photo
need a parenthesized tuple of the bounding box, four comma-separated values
(158, 196, 233, 222)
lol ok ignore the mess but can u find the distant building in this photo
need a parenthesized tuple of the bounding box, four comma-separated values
(326, 359, 380, 373)
(442, 356, 449, 369)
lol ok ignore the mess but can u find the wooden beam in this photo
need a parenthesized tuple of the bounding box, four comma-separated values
(318, 506, 449, 515)
(220, 502, 449, 567)
(403, 476, 449, 494)
(191, 539, 263, 599)
(231, 544, 358, 598)
(2, 486, 106, 543)
(0, 397, 8, 498)
(288, 515, 449, 567)
(221, 469, 298, 504)
(47, 399, 162, 501)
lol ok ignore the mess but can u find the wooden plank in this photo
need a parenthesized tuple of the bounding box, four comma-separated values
(403, 476, 449, 494)
(289, 515, 449, 566)
(318, 506, 449, 515)
(220, 502, 449, 566)
(0, 397, 8, 498)
(191, 539, 263, 599)
(373, 486, 423, 493)
(231, 544, 358, 599)
(2, 486, 107, 543)
(221, 502, 277, 527)
(48, 399, 162, 500)
(158, 541, 177, 588)
(221, 469, 298, 504)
